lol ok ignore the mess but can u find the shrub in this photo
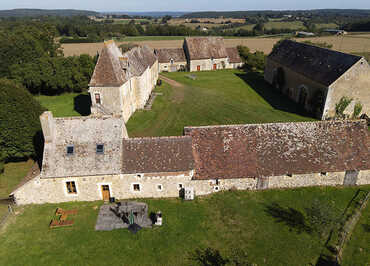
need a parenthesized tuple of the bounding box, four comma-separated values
(0, 79, 45, 162)
(352, 102, 363, 119)
(335, 96, 353, 119)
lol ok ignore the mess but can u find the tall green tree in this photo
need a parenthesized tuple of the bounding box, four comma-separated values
(0, 79, 45, 164)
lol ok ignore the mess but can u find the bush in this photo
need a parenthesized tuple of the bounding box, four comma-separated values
(352, 102, 363, 119)
(0, 79, 45, 161)
(335, 96, 353, 119)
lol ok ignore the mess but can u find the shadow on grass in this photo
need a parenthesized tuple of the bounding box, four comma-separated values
(264, 203, 311, 234)
(315, 254, 339, 266)
(362, 224, 370, 232)
(235, 71, 313, 118)
(189, 247, 229, 266)
(74, 94, 91, 116)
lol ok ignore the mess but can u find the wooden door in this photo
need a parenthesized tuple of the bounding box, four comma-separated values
(213, 64, 217, 70)
(197, 65, 200, 71)
(101, 185, 110, 201)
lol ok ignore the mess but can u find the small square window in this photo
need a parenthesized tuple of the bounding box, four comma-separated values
(67, 145, 74, 155)
(287, 174, 292, 177)
(157, 184, 163, 191)
(66, 181, 77, 194)
(133, 184, 141, 192)
(96, 144, 104, 154)
(320, 172, 327, 176)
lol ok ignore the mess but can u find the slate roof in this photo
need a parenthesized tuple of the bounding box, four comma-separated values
(184, 120, 370, 180)
(185, 37, 228, 60)
(121, 136, 194, 174)
(268, 40, 362, 86)
(226, 47, 242, 63)
(41, 115, 125, 178)
(155, 48, 187, 63)
(122, 45, 157, 77)
(89, 40, 127, 87)
(89, 41, 157, 87)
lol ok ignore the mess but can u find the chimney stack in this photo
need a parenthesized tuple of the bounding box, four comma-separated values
(40, 111, 55, 143)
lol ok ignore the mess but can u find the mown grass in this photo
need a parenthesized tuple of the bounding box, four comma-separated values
(126, 70, 314, 137)
(341, 199, 370, 266)
(35, 92, 90, 117)
(0, 161, 34, 217)
(0, 186, 369, 265)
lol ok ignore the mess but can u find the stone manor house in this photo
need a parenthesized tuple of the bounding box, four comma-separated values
(10, 40, 370, 205)
(265, 40, 370, 119)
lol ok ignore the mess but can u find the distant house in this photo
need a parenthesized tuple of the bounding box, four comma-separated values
(264, 40, 370, 119)
(183, 37, 229, 72)
(88, 40, 159, 122)
(182, 37, 242, 72)
(226, 47, 243, 69)
(155, 48, 187, 72)
(296, 31, 315, 37)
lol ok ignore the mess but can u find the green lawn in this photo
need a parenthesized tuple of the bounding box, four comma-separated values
(341, 199, 370, 265)
(0, 186, 369, 265)
(35, 92, 91, 117)
(126, 70, 314, 137)
(0, 161, 34, 217)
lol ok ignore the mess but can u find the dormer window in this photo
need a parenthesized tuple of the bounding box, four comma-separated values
(96, 144, 104, 154)
(170, 58, 174, 64)
(66, 145, 74, 155)
(95, 93, 101, 104)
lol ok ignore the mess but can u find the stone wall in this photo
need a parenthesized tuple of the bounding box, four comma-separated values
(264, 58, 328, 119)
(89, 86, 123, 115)
(189, 58, 228, 72)
(12, 170, 370, 205)
(324, 58, 370, 118)
(159, 61, 187, 72)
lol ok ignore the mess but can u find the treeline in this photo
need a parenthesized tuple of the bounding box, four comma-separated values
(0, 8, 98, 18)
(343, 20, 370, 31)
(0, 21, 96, 95)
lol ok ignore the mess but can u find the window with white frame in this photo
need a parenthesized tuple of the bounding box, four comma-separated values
(157, 184, 163, 191)
(132, 183, 141, 192)
(66, 181, 77, 194)
(95, 93, 101, 104)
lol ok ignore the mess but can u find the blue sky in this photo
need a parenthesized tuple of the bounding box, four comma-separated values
(1, 0, 369, 12)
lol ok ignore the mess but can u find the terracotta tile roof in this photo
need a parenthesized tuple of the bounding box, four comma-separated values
(185, 120, 370, 180)
(268, 40, 362, 86)
(121, 136, 194, 174)
(89, 40, 127, 87)
(155, 48, 187, 63)
(226, 47, 242, 63)
(185, 37, 228, 60)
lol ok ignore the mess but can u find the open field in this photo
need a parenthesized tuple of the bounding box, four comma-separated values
(0, 185, 369, 265)
(0, 161, 34, 217)
(126, 70, 314, 137)
(62, 34, 370, 56)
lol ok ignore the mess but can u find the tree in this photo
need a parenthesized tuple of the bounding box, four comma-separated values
(335, 96, 353, 119)
(352, 102, 363, 119)
(0, 79, 45, 164)
(161, 15, 172, 24)
(305, 199, 340, 238)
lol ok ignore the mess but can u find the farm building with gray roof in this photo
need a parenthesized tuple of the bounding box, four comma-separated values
(264, 40, 370, 119)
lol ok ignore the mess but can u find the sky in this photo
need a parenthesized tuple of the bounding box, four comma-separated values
(0, 0, 369, 12)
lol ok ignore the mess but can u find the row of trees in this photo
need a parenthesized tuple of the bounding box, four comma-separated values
(0, 20, 97, 169)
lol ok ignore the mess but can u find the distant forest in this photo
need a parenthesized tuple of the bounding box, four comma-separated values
(0, 9, 98, 17)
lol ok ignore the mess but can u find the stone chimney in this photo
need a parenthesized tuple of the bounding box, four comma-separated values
(40, 111, 55, 143)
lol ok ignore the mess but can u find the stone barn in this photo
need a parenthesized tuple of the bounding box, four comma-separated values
(183, 37, 230, 72)
(264, 40, 370, 119)
(155, 48, 187, 72)
(226, 47, 243, 69)
(88, 40, 159, 122)
(11, 115, 370, 205)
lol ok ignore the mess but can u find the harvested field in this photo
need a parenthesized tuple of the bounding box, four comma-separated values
(62, 35, 370, 57)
